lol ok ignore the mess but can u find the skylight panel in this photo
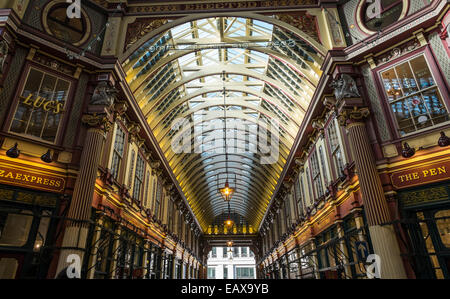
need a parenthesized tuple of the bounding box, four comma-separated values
(253, 20, 273, 31)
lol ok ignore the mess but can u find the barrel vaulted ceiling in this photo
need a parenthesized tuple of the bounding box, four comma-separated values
(122, 16, 326, 232)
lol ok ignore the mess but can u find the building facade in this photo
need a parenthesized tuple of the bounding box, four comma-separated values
(0, 0, 448, 280)
(258, 0, 450, 280)
(207, 247, 256, 279)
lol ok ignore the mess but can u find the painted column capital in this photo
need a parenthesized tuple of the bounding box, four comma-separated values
(337, 105, 370, 127)
(81, 112, 113, 133)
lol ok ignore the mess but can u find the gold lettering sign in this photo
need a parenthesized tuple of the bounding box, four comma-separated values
(391, 161, 450, 189)
(0, 166, 65, 193)
(21, 94, 64, 114)
(130, 0, 318, 14)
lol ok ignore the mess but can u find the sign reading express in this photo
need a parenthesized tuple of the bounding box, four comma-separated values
(0, 166, 65, 193)
(391, 161, 450, 189)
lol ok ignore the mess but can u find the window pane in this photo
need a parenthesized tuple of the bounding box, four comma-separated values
(410, 55, 435, 89)
(435, 210, 450, 249)
(381, 55, 449, 136)
(422, 88, 448, 124)
(391, 99, 415, 135)
(10, 68, 69, 142)
(381, 69, 403, 100)
(0, 211, 33, 247)
(394, 61, 418, 96)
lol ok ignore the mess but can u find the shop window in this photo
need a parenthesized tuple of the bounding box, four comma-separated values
(33, 210, 51, 252)
(93, 218, 114, 279)
(380, 54, 448, 136)
(435, 209, 450, 249)
(0, 258, 18, 279)
(110, 126, 126, 180)
(10, 68, 70, 143)
(0, 210, 33, 247)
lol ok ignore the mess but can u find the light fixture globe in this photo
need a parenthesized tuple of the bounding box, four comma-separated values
(219, 181, 235, 201)
(224, 218, 234, 227)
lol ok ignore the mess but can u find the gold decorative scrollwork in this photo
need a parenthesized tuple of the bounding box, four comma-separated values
(81, 113, 113, 132)
(337, 106, 370, 126)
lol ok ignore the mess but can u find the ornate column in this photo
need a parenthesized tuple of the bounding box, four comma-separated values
(336, 97, 406, 278)
(56, 81, 115, 277)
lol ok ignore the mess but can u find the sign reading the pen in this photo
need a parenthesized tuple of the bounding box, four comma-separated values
(390, 161, 450, 189)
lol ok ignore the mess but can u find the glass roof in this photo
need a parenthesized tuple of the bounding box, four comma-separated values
(123, 17, 323, 232)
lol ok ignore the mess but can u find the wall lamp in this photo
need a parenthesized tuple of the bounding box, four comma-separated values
(41, 149, 53, 163)
(6, 143, 20, 158)
(401, 142, 415, 158)
(438, 131, 449, 147)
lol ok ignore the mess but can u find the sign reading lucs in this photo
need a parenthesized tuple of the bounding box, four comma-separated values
(21, 93, 64, 114)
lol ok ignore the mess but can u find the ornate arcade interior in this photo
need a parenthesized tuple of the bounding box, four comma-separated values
(0, 0, 449, 280)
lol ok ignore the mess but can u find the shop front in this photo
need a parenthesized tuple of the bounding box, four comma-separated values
(0, 184, 63, 278)
(399, 182, 450, 279)
(0, 153, 68, 279)
(391, 159, 450, 278)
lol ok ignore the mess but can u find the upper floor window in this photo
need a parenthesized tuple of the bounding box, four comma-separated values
(318, 145, 329, 187)
(155, 179, 162, 218)
(132, 154, 145, 201)
(310, 150, 324, 199)
(305, 167, 313, 205)
(207, 267, 215, 279)
(380, 54, 449, 136)
(144, 171, 150, 208)
(294, 177, 302, 216)
(110, 126, 126, 180)
(241, 247, 248, 257)
(284, 193, 291, 227)
(298, 176, 306, 214)
(10, 68, 70, 143)
(128, 150, 136, 188)
(327, 119, 345, 178)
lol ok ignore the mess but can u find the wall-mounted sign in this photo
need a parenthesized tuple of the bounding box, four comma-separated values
(128, 0, 318, 14)
(391, 161, 450, 189)
(0, 166, 65, 193)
